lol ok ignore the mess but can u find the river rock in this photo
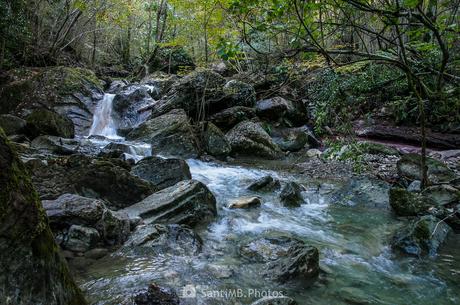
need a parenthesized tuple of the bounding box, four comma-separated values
(226, 120, 282, 159)
(126, 109, 199, 158)
(397, 153, 456, 184)
(0, 129, 86, 304)
(131, 156, 191, 190)
(222, 79, 256, 108)
(271, 127, 309, 152)
(26, 154, 155, 209)
(389, 188, 430, 216)
(141, 72, 179, 99)
(112, 84, 155, 130)
(121, 180, 217, 228)
(422, 184, 460, 206)
(306, 148, 322, 158)
(43, 194, 131, 249)
(240, 236, 319, 283)
(228, 196, 262, 209)
(120, 224, 202, 256)
(256, 97, 290, 121)
(30, 135, 79, 155)
(200, 122, 231, 157)
(25, 108, 75, 139)
(133, 283, 180, 305)
(255, 97, 307, 126)
(150, 69, 226, 118)
(392, 215, 451, 257)
(208, 106, 256, 131)
(247, 175, 281, 192)
(251, 297, 297, 305)
(0, 114, 26, 135)
(150, 70, 255, 119)
(64, 225, 101, 252)
(407, 180, 422, 192)
(0, 66, 103, 135)
(280, 182, 304, 207)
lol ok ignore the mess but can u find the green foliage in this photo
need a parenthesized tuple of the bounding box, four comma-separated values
(0, 0, 30, 68)
(309, 63, 408, 133)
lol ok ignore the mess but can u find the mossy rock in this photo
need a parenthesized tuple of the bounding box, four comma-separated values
(26, 109, 75, 138)
(0, 114, 26, 135)
(0, 66, 103, 135)
(397, 153, 456, 184)
(392, 215, 451, 257)
(0, 128, 86, 304)
(389, 188, 430, 216)
(359, 142, 400, 156)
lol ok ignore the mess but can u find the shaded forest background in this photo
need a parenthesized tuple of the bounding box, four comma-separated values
(1, 0, 459, 136)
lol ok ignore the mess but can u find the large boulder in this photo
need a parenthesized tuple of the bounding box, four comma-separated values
(126, 109, 199, 158)
(208, 106, 256, 131)
(222, 79, 256, 108)
(389, 188, 431, 216)
(392, 215, 451, 257)
(141, 72, 179, 99)
(43, 194, 130, 249)
(397, 153, 456, 184)
(0, 66, 103, 135)
(226, 120, 282, 159)
(131, 156, 192, 190)
(119, 224, 202, 256)
(0, 114, 26, 135)
(30, 135, 80, 155)
(422, 184, 460, 207)
(111, 84, 155, 130)
(26, 154, 155, 209)
(25, 108, 75, 138)
(121, 180, 217, 228)
(270, 127, 309, 152)
(255, 97, 307, 126)
(240, 236, 319, 283)
(0, 129, 86, 304)
(150, 69, 226, 118)
(200, 122, 231, 157)
(150, 70, 255, 119)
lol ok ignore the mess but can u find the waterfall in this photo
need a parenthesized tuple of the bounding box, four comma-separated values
(89, 93, 118, 138)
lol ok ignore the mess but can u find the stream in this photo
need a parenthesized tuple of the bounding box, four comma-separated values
(75, 92, 460, 305)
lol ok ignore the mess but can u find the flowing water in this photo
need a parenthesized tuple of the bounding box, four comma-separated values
(76, 91, 460, 305)
(89, 93, 119, 139)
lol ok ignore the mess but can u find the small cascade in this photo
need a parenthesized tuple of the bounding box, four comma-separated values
(89, 93, 119, 138)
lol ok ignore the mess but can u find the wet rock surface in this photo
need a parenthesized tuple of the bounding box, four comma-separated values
(43, 193, 130, 250)
(127, 109, 199, 158)
(392, 215, 451, 257)
(131, 156, 192, 190)
(121, 179, 217, 228)
(119, 224, 202, 256)
(280, 182, 304, 207)
(26, 154, 155, 209)
(241, 236, 320, 283)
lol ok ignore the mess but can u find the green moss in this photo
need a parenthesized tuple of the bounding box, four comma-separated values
(389, 188, 429, 216)
(26, 108, 75, 138)
(0, 127, 87, 304)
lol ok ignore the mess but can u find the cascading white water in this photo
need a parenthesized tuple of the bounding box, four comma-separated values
(89, 93, 118, 138)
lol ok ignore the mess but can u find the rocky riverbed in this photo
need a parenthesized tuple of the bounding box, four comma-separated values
(0, 66, 459, 305)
